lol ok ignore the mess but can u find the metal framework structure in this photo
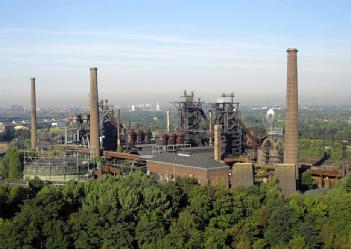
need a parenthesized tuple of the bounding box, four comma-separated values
(63, 99, 117, 151)
(171, 91, 209, 146)
(99, 99, 118, 151)
(64, 114, 90, 146)
(103, 151, 147, 175)
(22, 149, 94, 182)
(209, 93, 243, 157)
(104, 159, 147, 175)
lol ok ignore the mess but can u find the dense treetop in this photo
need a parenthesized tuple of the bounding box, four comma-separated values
(0, 172, 351, 249)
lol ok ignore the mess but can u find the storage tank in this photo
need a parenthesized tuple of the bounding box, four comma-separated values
(135, 128, 144, 144)
(127, 129, 136, 145)
(176, 132, 185, 145)
(167, 132, 176, 145)
(158, 132, 167, 145)
(143, 128, 151, 144)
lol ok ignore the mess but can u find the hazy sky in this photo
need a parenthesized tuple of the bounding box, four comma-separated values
(0, 0, 350, 107)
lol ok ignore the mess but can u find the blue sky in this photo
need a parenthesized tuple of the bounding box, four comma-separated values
(0, 0, 350, 107)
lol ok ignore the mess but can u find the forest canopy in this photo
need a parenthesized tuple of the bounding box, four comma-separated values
(0, 172, 351, 249)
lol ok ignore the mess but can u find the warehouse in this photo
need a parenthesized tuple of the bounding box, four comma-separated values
(147, 148, 230, 187)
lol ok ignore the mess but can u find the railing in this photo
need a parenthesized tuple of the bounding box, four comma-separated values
(152, 144, 191, 155)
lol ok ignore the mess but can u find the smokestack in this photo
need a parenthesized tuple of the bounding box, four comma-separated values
(214, 125, 222, 161)
(284, 48, 299, 165)
(117, 109, 121, 152)
(30, 78, 37, 151)
(89, 67, 100, 159)
(166, 109, 170, 132)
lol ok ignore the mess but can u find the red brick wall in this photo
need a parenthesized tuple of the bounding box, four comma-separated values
(147, 161, 229, 188)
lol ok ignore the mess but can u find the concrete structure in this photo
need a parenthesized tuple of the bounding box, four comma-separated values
(147, 149, 229, 187)
(284, 48, 299, 165)
(89, 68, 100, 159)
(231, 163, 254, 188)
(214, 125, 222, 161)
(275, 163, 297, 197)
(31, 77, 37, 151)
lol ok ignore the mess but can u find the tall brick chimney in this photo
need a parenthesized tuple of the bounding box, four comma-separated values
(31, 78, 37, 151)
(89, 67, 100, 159)
(284, 48, 299, 165)
(117, 109, 121, 152)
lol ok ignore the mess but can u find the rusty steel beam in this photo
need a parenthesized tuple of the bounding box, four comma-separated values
(310, 167, 342, 178)
(103, 151, 141, 161)
(102, 165, 122, 174)
(65, 145, 90, 154)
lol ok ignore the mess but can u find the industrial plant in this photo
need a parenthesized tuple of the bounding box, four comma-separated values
(21, 48, 346, 196)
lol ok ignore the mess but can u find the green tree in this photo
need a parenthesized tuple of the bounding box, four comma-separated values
(288, 235, 308, 249)
(204, 227, 230, 249)
(8, 149, 21, 179)
(135, 213, 166, 248)
(29, 177, 45, 195)
(3, 146, 22, 179)
(1, 167, 351, 249)
(0, 187, 72, 249)
(301, 170, 314, 191)
(0, 127, 15, 142)
(164, 210, 204, 249)
(70, 208, 105, 249)
(0, 159, 7, 178)
(264, 201, 300, 247)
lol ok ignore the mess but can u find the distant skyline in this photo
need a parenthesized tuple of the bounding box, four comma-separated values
(1, 0, 351, 107)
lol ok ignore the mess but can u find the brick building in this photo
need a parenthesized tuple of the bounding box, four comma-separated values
(147, 149, 230, 188)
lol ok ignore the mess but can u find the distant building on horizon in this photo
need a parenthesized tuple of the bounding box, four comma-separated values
(130, 103, 160, 112)
(156, 102, 160, 111)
